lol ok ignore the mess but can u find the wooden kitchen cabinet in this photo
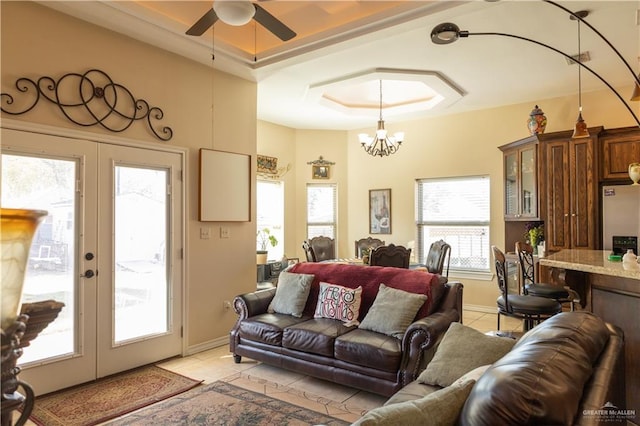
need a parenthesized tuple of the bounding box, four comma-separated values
(499, 135, 539, 221)
(541, 128, 601, 252)
(601, 126, 640, 181)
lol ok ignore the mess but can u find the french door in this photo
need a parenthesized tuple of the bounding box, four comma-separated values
(0, 128, 184, 394)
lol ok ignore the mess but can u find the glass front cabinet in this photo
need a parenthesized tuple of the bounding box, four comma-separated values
(499, 135, 540, 221)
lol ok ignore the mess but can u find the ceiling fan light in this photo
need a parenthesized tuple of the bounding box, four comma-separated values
(213, 1, 255, 26)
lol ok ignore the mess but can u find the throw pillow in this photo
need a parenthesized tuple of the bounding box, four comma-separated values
(358, 283, 427, 339)
(267, 271, 314, 317)
(353, 379, 475, 426)
(314, 282, 362, 324)
(418, 322, 516, 387)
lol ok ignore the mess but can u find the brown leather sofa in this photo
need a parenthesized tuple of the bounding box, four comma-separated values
(383, 311, 625, 425)
(230, 262, 463, 397)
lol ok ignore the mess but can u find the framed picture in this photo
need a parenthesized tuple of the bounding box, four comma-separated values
(312, 165, 330, 179)
(257, 154, 278, 174)
(199, 148, 250, 222)
(287, 258, 300, 266)
(369, 189, 391, 234)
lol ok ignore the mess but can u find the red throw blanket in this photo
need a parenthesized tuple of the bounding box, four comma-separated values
(289, 263, 439, 320)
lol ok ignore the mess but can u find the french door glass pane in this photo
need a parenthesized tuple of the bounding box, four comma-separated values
(114, 166, 169, 343)
(1, 153, 76, 363)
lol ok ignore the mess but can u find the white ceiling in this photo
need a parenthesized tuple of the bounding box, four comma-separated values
(40, 1, 640, 130)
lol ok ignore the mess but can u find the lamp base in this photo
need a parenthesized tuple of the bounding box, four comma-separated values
(1, 315, 35, 426)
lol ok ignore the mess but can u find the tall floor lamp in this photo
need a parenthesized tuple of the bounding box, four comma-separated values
(430, 19, 640, 128)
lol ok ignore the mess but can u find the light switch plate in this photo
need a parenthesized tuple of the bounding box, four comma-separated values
(220, 226, 230, 239)
(200, 227, 211, 239)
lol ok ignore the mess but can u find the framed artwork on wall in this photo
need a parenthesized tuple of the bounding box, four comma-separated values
(199, 148, 250, 221)
(312, 165, 330, 179)
(369, 189, 391, 234)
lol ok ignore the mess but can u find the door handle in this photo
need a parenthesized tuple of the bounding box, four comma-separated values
(82, 270, 95, 278)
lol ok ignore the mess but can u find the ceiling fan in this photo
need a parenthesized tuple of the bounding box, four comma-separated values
(186, 1, 296, 42)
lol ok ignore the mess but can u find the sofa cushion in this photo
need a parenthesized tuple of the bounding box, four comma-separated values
(459, 312, 611, 426)
(314, 282, 362, 324)
(359, 284, 427, 339)
(282, 318, 357, 357)
(418, 322, 515, 387)
(267, 271, 314, 317)
(334, 328, 402, 373)
(353, 379, 475, 426)
(238, 313, 310, 346)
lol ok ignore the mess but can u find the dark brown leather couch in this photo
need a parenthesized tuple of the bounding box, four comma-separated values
(384, 311, 625, 425)
(230, 263, 463, 397)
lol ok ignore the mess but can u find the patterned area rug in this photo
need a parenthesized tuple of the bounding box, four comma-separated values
(29, 365, 203, 426)
(106, 381, 350, 425)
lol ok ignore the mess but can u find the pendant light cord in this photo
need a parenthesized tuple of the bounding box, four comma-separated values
(378, 80, 383, 121)
(577, 20, 582, 111)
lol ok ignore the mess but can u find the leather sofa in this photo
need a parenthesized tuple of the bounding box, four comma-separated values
(230, 262, 463, 397)
(382, 311, 625, 425)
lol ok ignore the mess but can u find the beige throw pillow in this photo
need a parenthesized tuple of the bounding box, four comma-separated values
(353, 379, 475, 426)
(267, 271, 314, 317)
(418, 322, 515, 387)
(358, 283, 427, 339)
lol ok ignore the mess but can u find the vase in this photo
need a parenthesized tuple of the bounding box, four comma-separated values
(1, 208, 47, 330)
(256, 251, 268, 265)
(527, 105, 547, 135)
(629, 162, 640, 185)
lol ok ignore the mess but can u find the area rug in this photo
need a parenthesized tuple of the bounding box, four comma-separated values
(106, 381, 350, 425)
(29, 365, 203, 426)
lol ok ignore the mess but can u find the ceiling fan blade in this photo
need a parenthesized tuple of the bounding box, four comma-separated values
(253, 3, 296, 42)
(186, 8, 218, 36)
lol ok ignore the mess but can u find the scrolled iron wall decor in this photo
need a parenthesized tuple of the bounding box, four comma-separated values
(0, 69, 173, 141)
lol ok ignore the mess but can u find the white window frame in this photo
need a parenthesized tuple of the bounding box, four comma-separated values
(416, 175, 492, 280)
(257, 179, 284, 261)
(306, 183, 337, 240)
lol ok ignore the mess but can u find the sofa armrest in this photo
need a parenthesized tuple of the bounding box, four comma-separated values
(232, 288, 276, 320)
(398, 282, 463, 386)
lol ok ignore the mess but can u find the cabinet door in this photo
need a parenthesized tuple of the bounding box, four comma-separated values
(520, 146, 537, 218)
(570, 138, 596, 249)
(545, 141, 570, 251)
(504, 150, 519, 218)
(603, 136, 640, 180)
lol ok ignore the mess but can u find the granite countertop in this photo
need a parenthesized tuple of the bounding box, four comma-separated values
(539, 249, 640, 280)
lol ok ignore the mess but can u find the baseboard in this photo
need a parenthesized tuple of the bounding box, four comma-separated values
(185, 336, 229, 356)
(463, 304, 496, 314)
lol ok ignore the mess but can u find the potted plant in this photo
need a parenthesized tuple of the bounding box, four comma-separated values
(256, 227, 278, 264)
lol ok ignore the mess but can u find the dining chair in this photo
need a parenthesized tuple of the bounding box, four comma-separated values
(424, 239, 451, 277)
(515, 241, 580, 311)
(369, 244, 411, 268)
(492, 246, 562, 331)
(354, 237, 385, 258)
(303, 236, 335, 262)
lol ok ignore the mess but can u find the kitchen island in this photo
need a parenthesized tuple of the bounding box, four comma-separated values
(539, 249, 639, 424)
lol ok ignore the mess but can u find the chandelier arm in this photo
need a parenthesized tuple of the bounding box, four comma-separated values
(542, 0, 640, 87)
(468, 31, 640, 127)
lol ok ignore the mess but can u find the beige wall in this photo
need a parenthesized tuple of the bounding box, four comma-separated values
(1, 1, 257, 350)
(259, 86, 638, 310)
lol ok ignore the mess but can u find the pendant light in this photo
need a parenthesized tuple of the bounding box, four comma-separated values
(571, 12, 589, 138)
(358, 80, 404, 157)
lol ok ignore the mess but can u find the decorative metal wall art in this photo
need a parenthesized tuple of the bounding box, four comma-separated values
(257, 155, 278, 174)
(0, 69, 173, 141)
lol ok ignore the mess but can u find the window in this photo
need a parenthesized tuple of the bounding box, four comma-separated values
(416, 176, 490, 273)
(307, 183, 337, 239)
(257, 180, 284, 260)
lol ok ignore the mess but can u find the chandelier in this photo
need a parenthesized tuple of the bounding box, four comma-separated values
(358, 80, 405, 157)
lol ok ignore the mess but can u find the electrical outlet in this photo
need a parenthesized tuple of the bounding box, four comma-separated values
(200, 227, 211, 239)
(223, 300, 231, 310)
(220, 226, 230, 239)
